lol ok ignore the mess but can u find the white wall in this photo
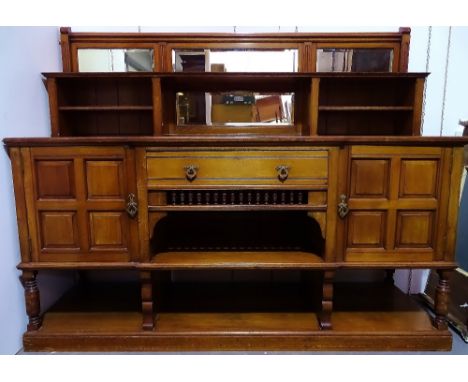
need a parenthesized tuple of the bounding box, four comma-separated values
(0, 27, 75, 355)
(394, 27, 468, 293)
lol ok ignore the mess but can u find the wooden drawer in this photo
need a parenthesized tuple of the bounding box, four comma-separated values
(146, 149, 329, 188)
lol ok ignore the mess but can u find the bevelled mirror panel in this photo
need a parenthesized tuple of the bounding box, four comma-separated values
(172, 49, 298, 72)
(77, 49, 154, 72)
(316, 48, 393, 72)
(176, 92, 294, 126)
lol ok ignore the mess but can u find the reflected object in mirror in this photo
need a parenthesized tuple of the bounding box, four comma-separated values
(77, 49, 154, 72)
(176, 92, 294, 126)
(172, 49, 298, 72)
(316, 48, 393, 72)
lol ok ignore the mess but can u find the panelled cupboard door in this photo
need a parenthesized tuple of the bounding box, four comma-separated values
(338, 146, 455, 263)
(22, 147, 138, 262)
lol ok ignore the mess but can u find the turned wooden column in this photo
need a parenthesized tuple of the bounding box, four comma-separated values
(140, 271, 154, 331)
(433, 269, 451, 330)
(319, 270, 334, 330)
(20, 271, 42, 331)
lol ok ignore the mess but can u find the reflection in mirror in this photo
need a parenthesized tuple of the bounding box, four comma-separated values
(176, 92, 294, 126)
(316, 48, 393, 72)
(172, 49, 298, 72)
(77, 49, 154, 72)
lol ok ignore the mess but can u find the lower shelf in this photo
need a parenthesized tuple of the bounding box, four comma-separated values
(23, 282, 452, 352)
(150, 251, 324, 269)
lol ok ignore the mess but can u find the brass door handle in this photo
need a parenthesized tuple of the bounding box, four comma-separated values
(338, 194, 349, 219)
(126, 193, 138, 218)
(184, 164, 198, 182)
(276, 165, 290, 182)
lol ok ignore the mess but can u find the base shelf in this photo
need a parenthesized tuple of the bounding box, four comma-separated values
(23, 281, 451, 352)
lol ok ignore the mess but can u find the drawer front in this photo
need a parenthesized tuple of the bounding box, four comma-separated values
(146, 149, 329, 188)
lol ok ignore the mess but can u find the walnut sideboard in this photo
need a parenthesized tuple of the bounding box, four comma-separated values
(4, 28, 468, 351)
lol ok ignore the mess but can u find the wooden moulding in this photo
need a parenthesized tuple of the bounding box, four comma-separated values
(5, 136, 468, 148)
(16, 261, 458, 271)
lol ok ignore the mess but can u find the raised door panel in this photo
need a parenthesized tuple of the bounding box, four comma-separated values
(25, 147, 138, 262)
(341, 146, 447, 263)
(399, 159, 438, 198)
(395, 211, 434, 248)
(35, 160, 75, 199)
(347, 211, 386, 248)
(39, 211, 79, 250)
(85, 160, 125, 199)
(350, 159, 389, 198)
(89, 212, 128, 250)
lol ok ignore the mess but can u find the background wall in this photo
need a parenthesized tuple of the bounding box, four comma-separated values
(1, 26, 466, 354)
(0, 27, 75, 355)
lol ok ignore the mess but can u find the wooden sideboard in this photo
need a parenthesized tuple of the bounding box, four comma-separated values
(5, 28, 468, 351)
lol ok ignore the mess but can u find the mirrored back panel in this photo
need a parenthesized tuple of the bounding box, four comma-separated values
(77, 49, 154, 72)
(176, 91, 294, 126)
(316, 48, 393, 72)
(172, 49, 298, 72)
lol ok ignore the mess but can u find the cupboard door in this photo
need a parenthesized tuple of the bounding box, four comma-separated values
(23, 147, 138, 262)
(339, 146, 451, 263)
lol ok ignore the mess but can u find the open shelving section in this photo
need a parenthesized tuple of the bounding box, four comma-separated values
(23, 280, 450, 352)
(44, 72, 427, 138)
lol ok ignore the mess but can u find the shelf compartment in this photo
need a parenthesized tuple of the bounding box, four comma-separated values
(149, 211, 325, 258)
(318, 77, 416, 107)
(58, 110, 153, 136)
(59, 106, 153, 111)
(318, 106, 413, 112)
(23, 282, 451, 351)
(150, 251, 324, 269)
(56, 77, 152, 107)
(318, 109, 413, 136)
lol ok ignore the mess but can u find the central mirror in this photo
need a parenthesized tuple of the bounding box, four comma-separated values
(172, 49, 298, 128)
(172, 49, 298, 72)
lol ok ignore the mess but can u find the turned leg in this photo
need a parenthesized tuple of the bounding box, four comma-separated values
(384, 269, 395, 285)
(140, 271, 154, 331)
(319, 270, 334, 330)
(20, 271, 42, 331)
(433, 269, 451, 330)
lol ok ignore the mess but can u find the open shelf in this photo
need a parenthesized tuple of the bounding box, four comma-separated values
(318, 110, 414, 135)
(150, 251, 324, 269)
(58, 110, 153, 136)
(318, 106, 413, 111)
(59, 106, 153, 111)
(24, 281, 451, 351)
(316, 76, 421, 136)
(52, 76, 154, 136)
(149, 211, 325, 259)
(44, 72, 426, 137)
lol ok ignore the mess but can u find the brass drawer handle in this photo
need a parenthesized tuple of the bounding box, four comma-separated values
(338, 194, 349, 219)
(126, 193, 138, 219)
(184, 164, 198, 182)
(276, 165, 290, 182)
